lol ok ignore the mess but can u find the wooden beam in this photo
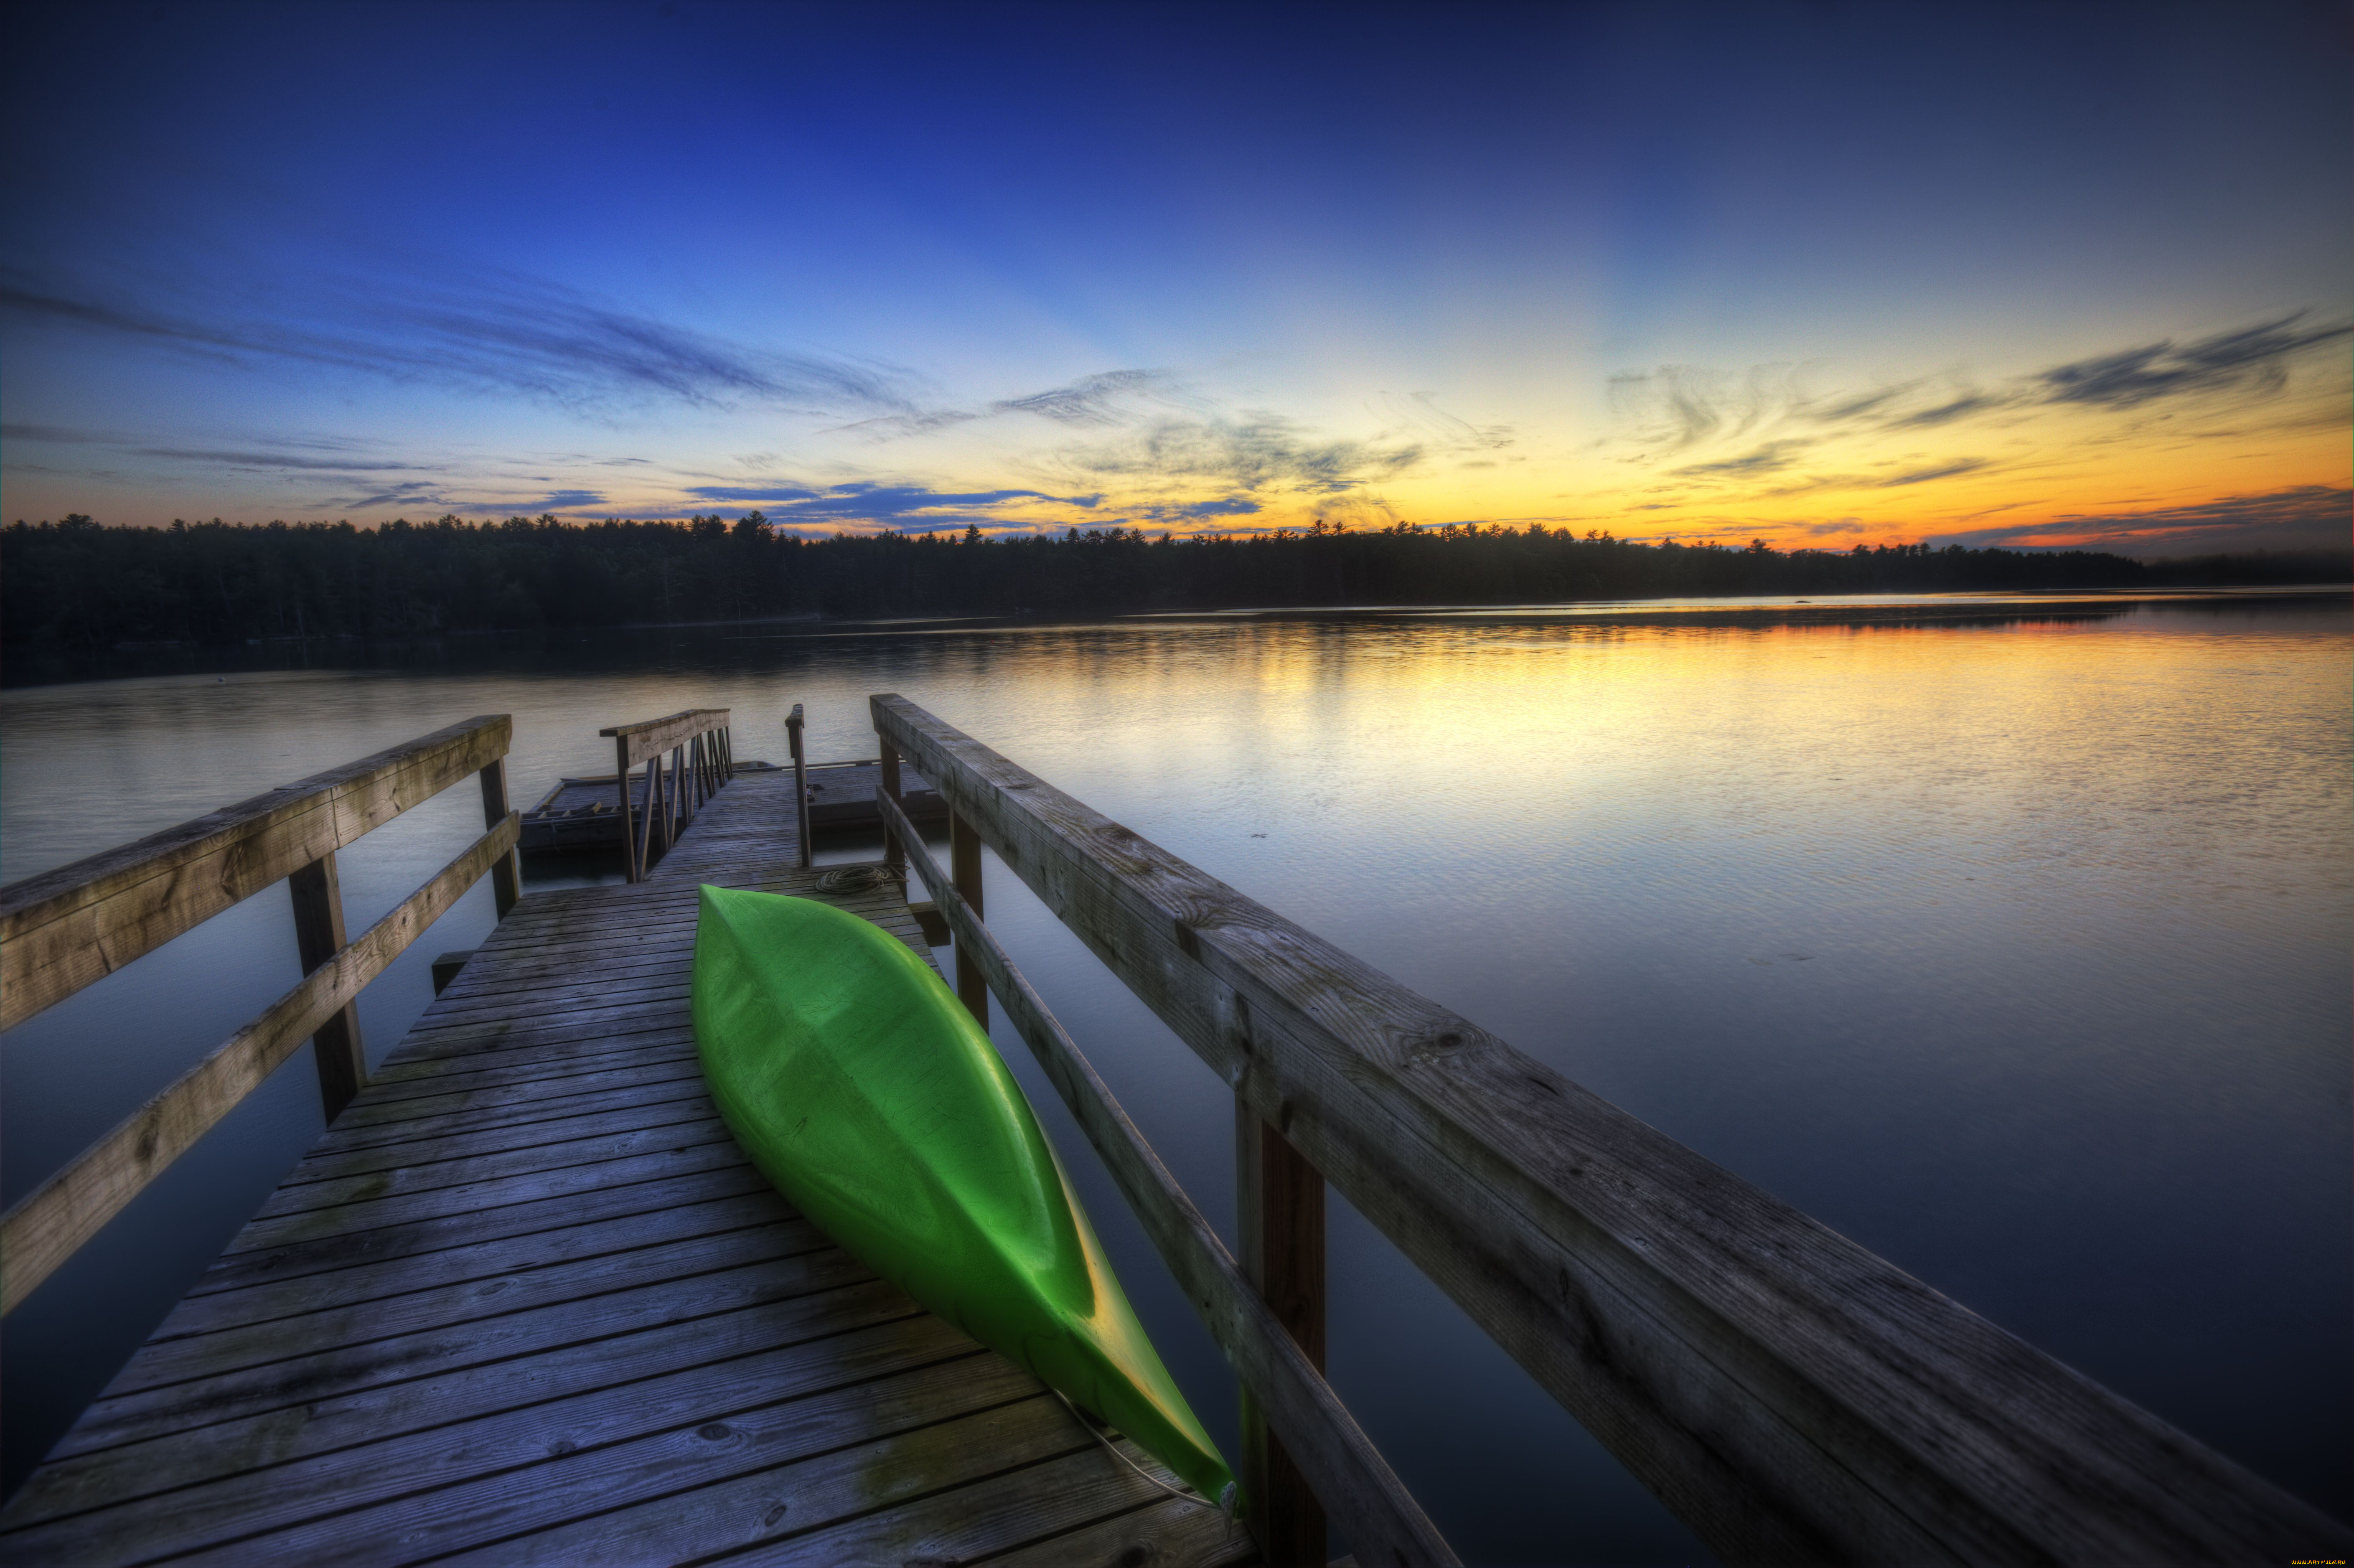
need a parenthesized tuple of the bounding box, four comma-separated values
(0, 716, 511, 1032)
(597, 708, 730, 769)
(950, 809, 986, 1027)
(879, 740, 905, 874)
(876, 787, 1455, 1565)
(287, 851, 367, 1123)
(0, 812, 521, 1316)
(870, 694, 2351, 1567)
(478, 757, 521, 918)
(787, 704, 811, 869)
(1238, 1099, 1327, 1565)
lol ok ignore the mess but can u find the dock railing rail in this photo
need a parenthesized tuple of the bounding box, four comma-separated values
(869, 693, 2349, 1567)
(0, 715, 522, 1316)
(601, 707, 732, 882)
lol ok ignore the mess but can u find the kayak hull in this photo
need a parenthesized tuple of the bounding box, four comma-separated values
(690, 884, 1235, 1508)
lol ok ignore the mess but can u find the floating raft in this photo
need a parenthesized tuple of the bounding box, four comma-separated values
(521, 760, 948, 854)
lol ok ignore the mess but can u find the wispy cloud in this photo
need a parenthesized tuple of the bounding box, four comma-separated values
(1058, 413, 1424, 498)
(836, 368, 1170, 441)
(1673, 439, 1809, 478)
(678, 480, 1106, 532)
(2036, 313, 2352, 410)
(0, 264, 914, 415)
(1879, 457, 1989, 487)
(1929, 484, 2351, 556)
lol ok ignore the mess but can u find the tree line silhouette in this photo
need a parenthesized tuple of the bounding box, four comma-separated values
(4, 512, 2341, 649)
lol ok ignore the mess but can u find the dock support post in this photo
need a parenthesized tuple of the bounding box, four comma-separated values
(478, 757, 521, 918)
(289, 850, 368, 1122)
(615, 737, 641, 883)
(950, 809, 987, 1027)
(879, 740, 905, 875)
(787, 705, 811, 868)
(1237, 1100, 1327, 1564)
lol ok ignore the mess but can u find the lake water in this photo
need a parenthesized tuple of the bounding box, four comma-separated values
(4, 590, 2349, 1561)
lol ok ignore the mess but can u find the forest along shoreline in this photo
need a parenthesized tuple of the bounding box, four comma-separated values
(8, 512, 2348, 656)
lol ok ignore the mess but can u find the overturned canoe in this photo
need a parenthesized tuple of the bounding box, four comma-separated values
(690, 883, 1237, 1509)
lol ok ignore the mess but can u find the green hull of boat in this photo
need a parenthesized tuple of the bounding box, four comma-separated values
(690, 884, 1235, 1508)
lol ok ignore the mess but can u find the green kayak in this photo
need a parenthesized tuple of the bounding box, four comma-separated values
(690, 884, 1236, 1509)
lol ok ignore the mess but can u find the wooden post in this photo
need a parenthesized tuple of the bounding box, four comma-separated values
(632, 759, 657, 882)
(615, 737, 641, 883)
(949, 809, 987, 1027)
(477, 758, 520, 918)
(879, 739, 905, 874)
(288, 851, 367, 1122)
(1236, 1100, 1327, 1565)
(787, 704, 811, 869)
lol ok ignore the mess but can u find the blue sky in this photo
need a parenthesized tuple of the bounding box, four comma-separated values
(3, 1, 2347, 551)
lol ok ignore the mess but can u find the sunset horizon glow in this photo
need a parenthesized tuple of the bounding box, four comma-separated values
(4, 3, 2347, 559)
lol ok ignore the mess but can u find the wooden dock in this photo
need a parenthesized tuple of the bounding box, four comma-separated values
(0, 767, 1252, 1565)
(521, 760, 946, 856)
(6, 699, 2345, 1567)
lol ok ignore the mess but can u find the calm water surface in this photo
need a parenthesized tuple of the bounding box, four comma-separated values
(4, 592, 2349, 1561)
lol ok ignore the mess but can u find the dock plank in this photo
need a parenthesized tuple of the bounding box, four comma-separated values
(0, 765, 1228, 1565)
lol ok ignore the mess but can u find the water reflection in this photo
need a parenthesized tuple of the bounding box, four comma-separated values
(3, 592, 2347, 1559)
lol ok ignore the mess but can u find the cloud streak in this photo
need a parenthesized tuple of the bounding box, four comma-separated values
(0, 265, 913, 415)
(1929, 484, 2351, 556)
(2036, 313, 2352, 410)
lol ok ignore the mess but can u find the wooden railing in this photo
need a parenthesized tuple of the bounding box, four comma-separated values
(600, 708, 732, 882)
(0, 716, 522, 1316)
(869, 694, 2351, 1567)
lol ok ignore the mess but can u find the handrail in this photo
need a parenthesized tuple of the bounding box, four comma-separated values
(599, 706, 730, 767)
(786, 704, 811, 868)
(0, 717, 524, 1316)
(602, 708, 733, 881)
(0, 715, 513, 1032)
(0, 813, 519, 1315)
(877, 788, 1455, 1564)
(870, 694, 2350, 1566)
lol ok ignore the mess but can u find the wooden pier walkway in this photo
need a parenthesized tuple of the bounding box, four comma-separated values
(0, 768, 1251, 1565)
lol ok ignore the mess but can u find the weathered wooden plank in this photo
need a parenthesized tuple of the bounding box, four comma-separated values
(984, 1492, 1258, 1568)
(100, 1219, 822, 1402)
(286, 1095, 721, 1184)
(874, 693, 2352, 1566)
(186, 1164, 775, 1298)
(314, 1068, 710, 1151)
(5, 1292, 951, 1559)
(145, 1192, 793, 1341)
(599, 707, 730, 768)
(153, 1348, 1038, 1568)
(0, 811, 521, 1316)
(336, 1052, 706, 1123)
(882, 787, 1448, 1565)
(218, 1137, 750, 1255)
(720, 1432, 1237, 1568)
(61, 1250, 876, 1460)
(424, 1394, 1092, 1566)
(0, 714, 511, 1031)
(254, 1116, 736, 1217)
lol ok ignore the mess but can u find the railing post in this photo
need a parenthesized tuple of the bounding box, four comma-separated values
(949, 810, 986, 1027)
(615, 737, 642, 883)
(288, 851, 367, 1122)
(477, 757, 521, 918)
(787, 704, 811, 869)
(1237, 1100, 1327, 1564)
(879, 738, 905, 875)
